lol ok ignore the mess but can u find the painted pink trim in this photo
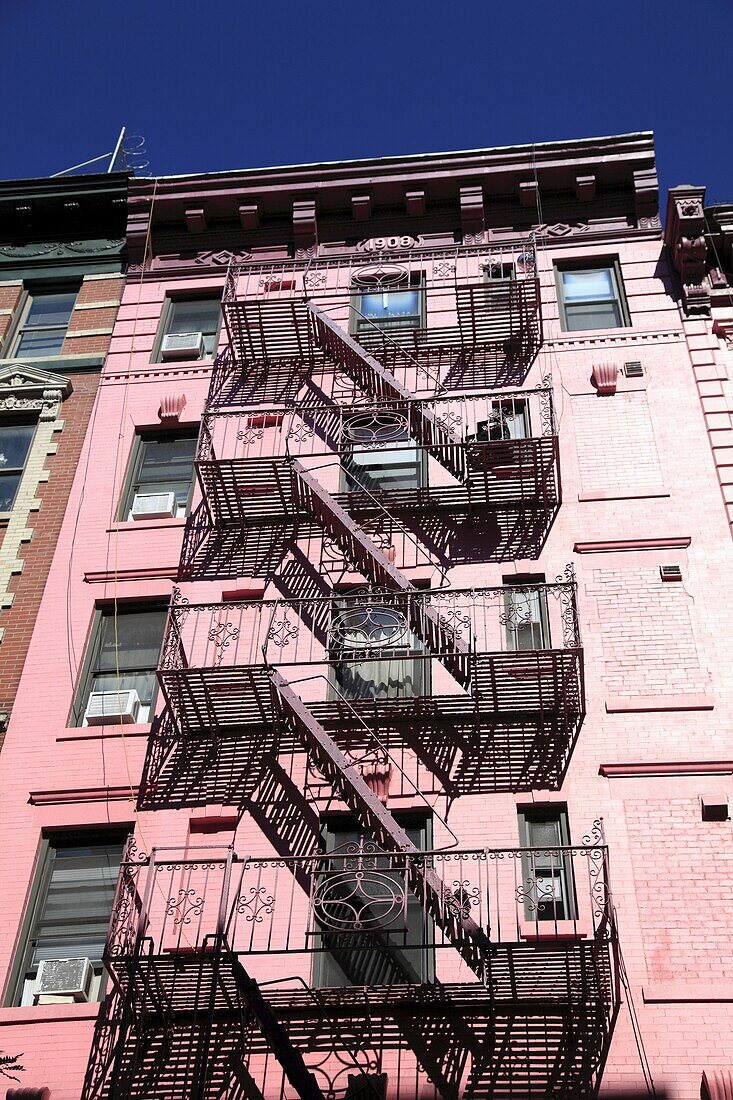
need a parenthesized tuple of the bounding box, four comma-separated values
(29, 785, 139, 805)
(702, 1069, 733, 1100)
(519, 920, 589, 941)
(6, 1087, 51, 1099)
(84, 565, 180, 583)
(577, 489, 669, 502)
(574, 536, 691, 553)
(591, 361, 619, 395)
(159, 392, 187, 421)
(599, 761, 733, 778)
(644, 983, 733, 1003)
(605, 693, 714, 712)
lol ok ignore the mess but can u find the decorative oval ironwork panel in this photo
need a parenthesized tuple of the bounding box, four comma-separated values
(331, 604, 409, 650)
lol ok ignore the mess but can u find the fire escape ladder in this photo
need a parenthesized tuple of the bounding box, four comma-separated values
(306, 301, 465, 481)
(269, 669, 493, 984)
(230, 957, 327, 1100)
(291, 460, 472, 688)
(227, 1057, 269, 1100)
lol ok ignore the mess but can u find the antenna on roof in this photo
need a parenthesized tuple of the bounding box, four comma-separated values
(51, 127, 149, 177)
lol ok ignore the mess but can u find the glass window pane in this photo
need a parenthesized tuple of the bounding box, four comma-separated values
(91, 670, 158, 706)
(15, 329, 67, 356)
(30, 841, 124, 967)
(0, 424, 35, 469)
(25, 292, 77, 328)
(0, 473, 21, 511)
(97, 609, 166, 672)
(168, 299, 221, 335)
(564, 302, 621, 331)
(138, 437, 196, 480)
(562, 269, 615, 302)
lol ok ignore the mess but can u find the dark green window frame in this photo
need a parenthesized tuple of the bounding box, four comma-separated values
(313, 814, 434, 987)
(349, 272, 426, 337)
(0, 418, 37, 513)
(153, 293, 222, 362)
(70, 602, 168, 727)
(555, 259, 630, 332)
(118, 427, 198, 521)
(7, 829, 128, 1006)
(517, 805, 577, 922)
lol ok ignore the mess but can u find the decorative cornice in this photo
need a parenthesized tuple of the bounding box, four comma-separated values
(664, 186, 710, 316)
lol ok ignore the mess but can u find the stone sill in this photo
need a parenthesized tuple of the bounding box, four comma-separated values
(643, 981, 733, 1004)
(107, 518, 187, 533)
(577, 488, 669, 502)
(0, 354, 103, 374)
(0, 1002, 99, 1026)
(605, 693, 714, 713)
(519, 920, 590, 942)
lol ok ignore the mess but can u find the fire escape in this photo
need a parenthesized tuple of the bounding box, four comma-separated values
(85, 241, 619, 1100)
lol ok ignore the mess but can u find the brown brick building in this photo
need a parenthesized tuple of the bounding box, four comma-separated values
(0, 172, 127, 743)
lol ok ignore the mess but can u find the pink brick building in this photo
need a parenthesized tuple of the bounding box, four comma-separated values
(1, 132, 732, 1100)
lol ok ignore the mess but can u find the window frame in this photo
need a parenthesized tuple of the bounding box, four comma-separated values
(328, 594, 430, 703)
(349, 271, 426, 337)
(6, 829, 129, 1007)
(6, 284, 79, 360)
(502, 574, 550, 652)
(313, 814, 434, 987)
(555, 259, 630, 333)
(70, 601, 168, 727)
(118, 426, 199, 521)
(0, 417, 38, 514)
(153, 292, 223, 363)
(339, 411, 427, 497)
(517, 805, 577, 922)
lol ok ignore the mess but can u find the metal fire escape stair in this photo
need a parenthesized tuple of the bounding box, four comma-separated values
(291, 460, 472, 689)
(307, 301, 465, 481)
(269, 669, 493, 985)
(230, 957, 326, 1100)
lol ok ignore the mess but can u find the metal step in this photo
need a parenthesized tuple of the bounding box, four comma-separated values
(270, 669, 493, 985)
(231, 957, 326, 1100)
(307, 302, 465, 480)
(291, 460, 472, 688)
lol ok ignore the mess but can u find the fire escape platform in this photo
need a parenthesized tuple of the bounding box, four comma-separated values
(195, 437, 559, 527)
(157, 649, 584, 736)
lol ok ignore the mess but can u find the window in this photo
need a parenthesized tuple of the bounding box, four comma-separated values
(9, 288, 78, 358)
(330, 597, 426, 701)
(0, 420, 35, 511)
(72, 604, 167, 725)
(341, 411, 424, 495)
(518, 807, 576, 922)
(120, 429, 197, 520)
(158, 296, 221, 360)
(470, 397, 529, 444)
(10, 832, 126, 1006)
(556, 262, 628, 331)
(351, 273, 424, 335)
(502, 577, 549, 651)
(313, 818, 433, 987)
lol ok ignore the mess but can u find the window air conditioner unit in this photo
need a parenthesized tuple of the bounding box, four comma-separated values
(35, 957, 94, 1003)
(161, 332, 205, 360)
(131, 491, 177, 520)
(85, 689, 141, 725)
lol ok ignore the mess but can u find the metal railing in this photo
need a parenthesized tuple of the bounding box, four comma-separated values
(159, 576, 580, 679)
(106, 830, 615, 988)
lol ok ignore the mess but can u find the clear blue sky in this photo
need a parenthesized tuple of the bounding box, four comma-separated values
(3, 0, 733, 204)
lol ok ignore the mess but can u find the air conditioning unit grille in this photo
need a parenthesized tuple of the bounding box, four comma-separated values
(131, 491, 177, 520)
(161, 332, 204, 360)
(85, 689, 141, 725)
(36, 957, 94, 1002)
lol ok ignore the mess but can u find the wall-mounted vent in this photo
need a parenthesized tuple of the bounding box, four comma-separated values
(624, 361, 644, 378)
(660, 565, 683, 582)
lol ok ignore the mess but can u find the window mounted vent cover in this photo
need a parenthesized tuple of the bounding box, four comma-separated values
(36, 957, 94, 1002)
(161, 332, 205, 360)
(85, 689, 141, 725)
(624, 361, 644, 378)
(131, 491, 177, 520)
(660, 565, 682, 582)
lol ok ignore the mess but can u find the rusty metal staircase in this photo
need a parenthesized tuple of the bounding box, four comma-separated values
(269, 670, 493, 985)
(306, 302, 465, 480)
(291, 460, 472, 688)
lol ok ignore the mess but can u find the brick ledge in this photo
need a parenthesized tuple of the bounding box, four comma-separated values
(605, 693, 714, 713)
(643, 981, 733, 1003)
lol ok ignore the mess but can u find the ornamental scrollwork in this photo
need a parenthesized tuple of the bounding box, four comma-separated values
(266, 608, 299, 649)
(208, 620, 240, 664)
(235, 885, 275, 924)
(166, 887, 204, 927)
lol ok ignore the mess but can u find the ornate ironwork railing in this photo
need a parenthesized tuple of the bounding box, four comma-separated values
(159, 574, 580, 678)
(105, 829, 615, 987)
